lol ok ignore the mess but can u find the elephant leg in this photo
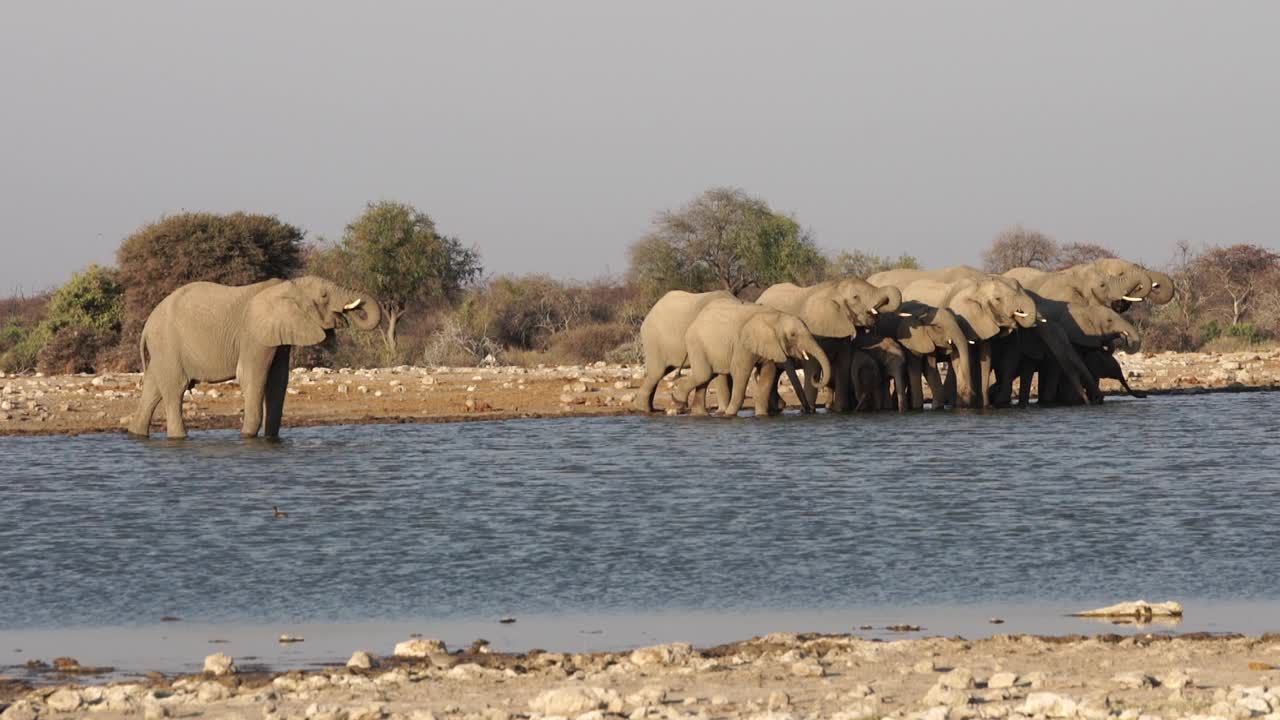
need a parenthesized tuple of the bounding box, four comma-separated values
(263, 347, 291, 438)
(1035, 324, 1094, 405)
(239, 347, 275, 437)
(754, 362, 781, 416)
(828, 345, 853, 412)
(1017, 360, 1035, 407)
(708, 374, 732, 413)
(975, 341, 992, 409)
(672, 348, 712, 412)
(129, 372, 163, 437)
(943, 361, 958, 408)
(784, 361, 814, 414)
(925, 360, 946, 410)
(907, 355, 925, 411)
(690, 385, 710, 416)
(163, 379, 189, 440)
(1038, 358, 1064, 406)
(635, 364, 671, 412)
(989, 342, 1017, 408)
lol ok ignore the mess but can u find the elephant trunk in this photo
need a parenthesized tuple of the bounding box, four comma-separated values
(950, 338, 975, 408)
(877, 285, 903, 315)
(800, 336, 832, 388)
(1147, 270, 1174, 305)
(342, 293, 382, 331)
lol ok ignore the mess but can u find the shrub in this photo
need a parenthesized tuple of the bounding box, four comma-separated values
(545, 323, 636, 364)
(421, 316, 500, 368)
(45, 265, 124, 335)
(115, 212, 306, 369)
(0, 322, 49, 374)
(37, 326, 115, 375)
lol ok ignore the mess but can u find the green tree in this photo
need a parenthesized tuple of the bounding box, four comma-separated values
(115, 212, 306, 368)
(313, 201, 482, 355)
(627, 187, 824, 299)
(827, 250, 920, 279)
(44, 264, 124, 335)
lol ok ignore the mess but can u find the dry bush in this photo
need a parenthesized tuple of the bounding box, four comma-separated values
(545, 323, 636, 365)
(37, 326, 115, 375)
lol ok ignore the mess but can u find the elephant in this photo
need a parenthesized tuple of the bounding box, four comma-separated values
(992, 300, 1140, 407)
(129, 276, 381, 439)
(635, 290, 737, 413)
(849, 336, 911, 411)
(848, 347, 885, 411)
(874, 301, 972, 410)
(868, 269, 1039, 408)
(635, 290, 814, 414)
(673, 300, 832, 417)
(756, 278, 902, 412)
(1007, 259, 1163, 314)
(1081, 348, 1147, 399)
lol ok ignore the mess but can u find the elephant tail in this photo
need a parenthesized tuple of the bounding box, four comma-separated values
(138, 331, 148, 373)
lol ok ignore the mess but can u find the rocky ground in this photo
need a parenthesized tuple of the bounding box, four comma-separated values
(3, 633, 1280, 720)
(2, 349, 1280, 437)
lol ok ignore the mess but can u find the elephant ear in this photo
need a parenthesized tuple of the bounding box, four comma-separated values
(247, 285, 328, 348)
(953, 298, 1001, 341)
(802, 296, 856, 338)
(743, 314, 789, 363)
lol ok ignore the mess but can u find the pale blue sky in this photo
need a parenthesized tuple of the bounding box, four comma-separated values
(2, 1, 1278, 293)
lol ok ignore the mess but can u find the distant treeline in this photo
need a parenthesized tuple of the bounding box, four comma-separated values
(2, 188, 1277, 375)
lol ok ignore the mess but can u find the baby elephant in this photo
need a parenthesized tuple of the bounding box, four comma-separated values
(674, 300, 831, 417)
(130, 276, 380, 439)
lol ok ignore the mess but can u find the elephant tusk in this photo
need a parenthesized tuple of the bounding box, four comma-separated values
(1121, 295, 1143, 302)
(869, 307, 879, 315)
(343, 298, 363, 310)
(897, 312, 914, 318)
(1151, 282, 1161, 288)
(1013, 310, 1028, 318)
(1039, 317, 1048, 323)
(968, 340, 976, 345)
(802, 350, 811, 361)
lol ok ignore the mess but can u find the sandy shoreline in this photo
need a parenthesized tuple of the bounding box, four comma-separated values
(3, 632, 1279, 719)
(3, 349, 1280, 438)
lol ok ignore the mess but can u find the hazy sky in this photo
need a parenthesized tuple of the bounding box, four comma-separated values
(3, 1, 1278, 294)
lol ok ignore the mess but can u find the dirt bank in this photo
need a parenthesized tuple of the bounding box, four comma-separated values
(3, 349, 1280, 437)
(3, 633, 1279, 719)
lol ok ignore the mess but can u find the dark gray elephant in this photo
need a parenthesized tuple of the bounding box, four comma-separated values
(130, 276, 381, 439)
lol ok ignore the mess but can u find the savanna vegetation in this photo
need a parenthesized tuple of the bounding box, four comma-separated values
(2, 188, 1276, 375)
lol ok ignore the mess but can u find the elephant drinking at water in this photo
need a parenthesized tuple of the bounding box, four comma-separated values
(129, 276, 381, 439)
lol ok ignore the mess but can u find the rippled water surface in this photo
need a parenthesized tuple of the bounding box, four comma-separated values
(3, 394, 1279, 634)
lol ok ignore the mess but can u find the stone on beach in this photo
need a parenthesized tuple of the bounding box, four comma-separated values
(528, 686, 623, 715)
(347, 650, 379, 670)
(1019, 692, 1079, 718)
(202, 652, 236, 676)
(1071, 600, 1183, 618)
(393, 638, 448, 658)
(629, 642, 695, 668)
(45, 688, 83, 713)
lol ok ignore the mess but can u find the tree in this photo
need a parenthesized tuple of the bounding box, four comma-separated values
(827, 250, 920, 279)
(982, 225, 1058, 273)
(314, 201, 482, 355)
(1052, 242, 1116, 270)
(116, 212, 306, 367)
(627, 187, 824, 299)
(44, 264, 124, 335)
(1192, 243, 1280, 326)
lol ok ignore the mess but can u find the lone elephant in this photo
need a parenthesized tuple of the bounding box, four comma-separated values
(130, 276, 381, 439)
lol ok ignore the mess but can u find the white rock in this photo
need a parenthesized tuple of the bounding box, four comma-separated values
(528, 687, 623, 715)
(46, 688, 83, 713)
(1113, 671, 1155, 689)
(791, 659, 826, 677)
(988, 672, 1020, 689)
(625, 687, 668, 706)
(923, 684, 972, 706)
(195, 681, 230, 702)
(1159, 670, 1192, 690)
(393, 638, 447, 658)
(203, 652, 236, 676)
(629, 642, 695, 667)
(1238, 696, 1272, 715)
(914, 659, 939, 673)
(1019, 692, 1079, 718)
(347, 650, 379, 670)
(940, 667, 975, 689)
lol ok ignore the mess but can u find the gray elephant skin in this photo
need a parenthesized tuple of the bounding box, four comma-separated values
(674, 299, 832, 417)
(756, 278, 902, 412)
(130, 276, 381, 439)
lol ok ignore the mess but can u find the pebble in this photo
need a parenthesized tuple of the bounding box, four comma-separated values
(393, 638, 447, 658)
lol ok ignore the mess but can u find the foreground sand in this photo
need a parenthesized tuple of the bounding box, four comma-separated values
(3, 349, 1280, 437)
(4, 633, 1280, 719)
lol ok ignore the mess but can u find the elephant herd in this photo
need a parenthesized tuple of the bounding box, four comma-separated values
(635, 259, 1170, 416)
